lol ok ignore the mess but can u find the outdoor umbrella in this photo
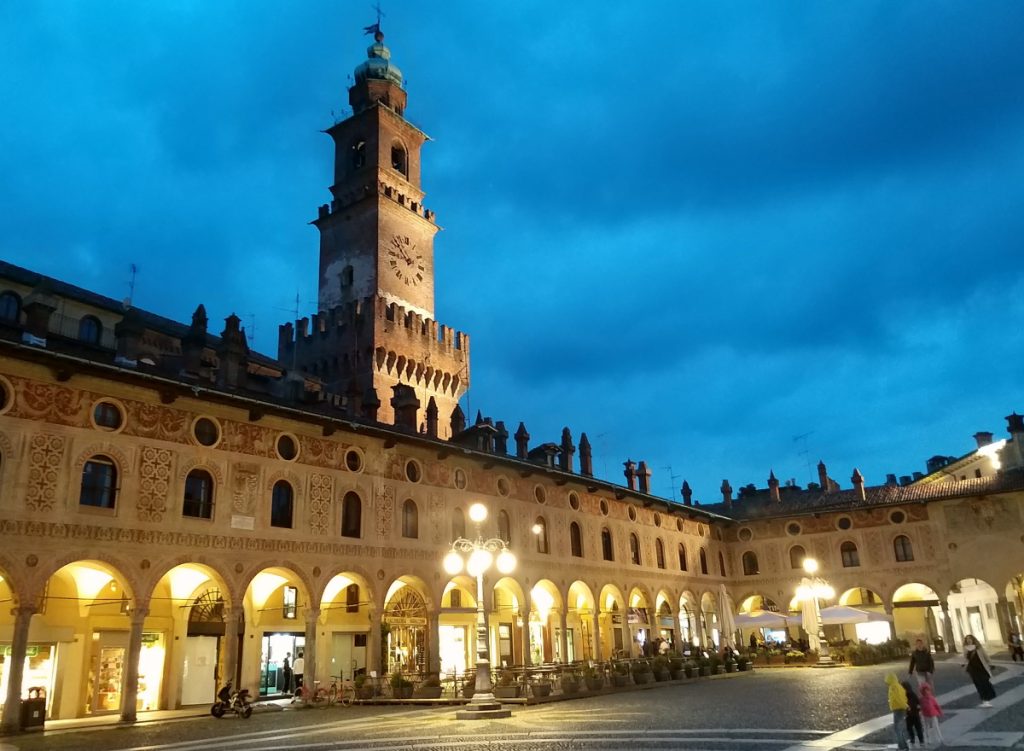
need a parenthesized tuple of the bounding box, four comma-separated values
(734, 611, 789, 629)
(718, 584, 737, 649)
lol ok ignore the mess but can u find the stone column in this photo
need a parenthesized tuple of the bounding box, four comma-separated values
(427, 609, 441, 675)
(368, 606, 382, 676)
(303, 607, 319, 692)
(557, 611, 569, 663)
(221, 606, 240, 688)
(592, 612, 603, 662)
(996, 596, 1012, 646)
(520, 593, 532, 666)
(940, 600, 956, 653)
(119, 606, 150, 723)
(1, 606, 37, 734)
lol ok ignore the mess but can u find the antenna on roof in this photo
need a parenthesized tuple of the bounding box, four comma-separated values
(793, 431, 815, 484)
(663, 465, 681, 500)
(245, 313, 256, 347)
(124, 263, 138, 309)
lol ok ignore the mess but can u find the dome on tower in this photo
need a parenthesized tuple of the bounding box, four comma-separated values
(354, 32, 403, 88)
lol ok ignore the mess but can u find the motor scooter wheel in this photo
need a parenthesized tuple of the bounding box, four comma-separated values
(211, 703, 226, 718)
(240, 704, 253, 719)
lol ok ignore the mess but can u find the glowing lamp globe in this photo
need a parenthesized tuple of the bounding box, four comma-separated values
(467, 548, 493, 577)
(802, 557, 819, 575)
(468, 503, 488, 524)
(495, 549, 517, 574)
(443, 551, 464, 575)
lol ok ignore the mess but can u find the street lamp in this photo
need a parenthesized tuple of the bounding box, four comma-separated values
(796, 557, 835, 665)
(444, 502, 516, 720)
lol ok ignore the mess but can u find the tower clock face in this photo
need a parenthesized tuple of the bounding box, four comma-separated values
(387, 234, 425, 287)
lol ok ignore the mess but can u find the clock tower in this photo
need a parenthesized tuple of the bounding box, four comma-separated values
(281, 26, 469, 434)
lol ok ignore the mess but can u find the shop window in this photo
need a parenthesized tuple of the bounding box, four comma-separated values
(894, 534, 914, 562)
(655, 538, 666, 569)
(498, 509, 511, 544)
(534, 516, 548, 554)
(699, 548, 708, 575)
(629, 533, 641, 565)
(78, 315, 102, 345)
(0, 291, 21, 322)
(570, 521, 583, 557)
(601, 528, 614, 561)
(270, 480, 294, 528)
(345, 584, 359, 613)
(183, 469, 214, 519)
(341, 491, 362, 538)
(678, 544, 688, 571)
(841, 541, 860, 567)
(451, 507, 466, 541)
(80, 456, 117, 509)
(402, 499, 418, 538)
(283, 585, 297, 619)
(742, 551, 759, 576)
(789, 545, 806, 569)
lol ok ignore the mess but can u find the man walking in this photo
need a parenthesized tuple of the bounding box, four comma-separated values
(908, 638, 934, 688)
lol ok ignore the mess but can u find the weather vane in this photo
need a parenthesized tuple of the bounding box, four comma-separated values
(363, 2, 385, 37)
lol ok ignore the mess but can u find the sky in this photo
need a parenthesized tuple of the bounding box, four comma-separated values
(3, 1, 1024, 503)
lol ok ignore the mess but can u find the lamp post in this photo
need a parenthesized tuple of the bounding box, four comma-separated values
(444, 502, 515, 720)
(797, 557, 835, 665)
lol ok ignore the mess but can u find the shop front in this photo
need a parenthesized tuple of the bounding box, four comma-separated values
(0, 644, 57, 717)
(259, 632, 304, 696)
(85, 630, 166, 714)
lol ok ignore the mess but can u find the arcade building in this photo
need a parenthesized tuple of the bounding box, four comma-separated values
(2, 26, 1024, 732)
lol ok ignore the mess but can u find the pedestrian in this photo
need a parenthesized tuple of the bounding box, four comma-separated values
(907, 638, 935, 688)
(1009, 632, 1024, 662)
(919, 683, 944, 745)
(749, 632, 758, 652)
(292, 650, 305, 693)
(901, 680, 924, 746)
(282, 652, 293, 694)
(962, 634, 996, 707)
(885, 672, 910, 751)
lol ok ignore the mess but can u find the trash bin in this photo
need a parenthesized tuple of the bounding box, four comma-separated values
(20, 687, 46, 730)
(933, 636, 945, 653)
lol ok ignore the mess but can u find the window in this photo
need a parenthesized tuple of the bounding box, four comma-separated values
(786, 522, 801, 536)
(405, 460, 421, 483)
(341, 265, 354, 288)
(570, 522, 583, 557)
(193, 417, 220, 447)
(183, 469, 214, 519)
(569, 492, 580, 511)
(498, 510, 511, 544)
(402, 499, 418, 538)
(742, 551, 759, 576)
(449, 589, 462, 608)
(451, 507, 466, 542)
(276, 434, 298, 461)
(0, 291, 21, 322)
(343, 583, 360, 613)
(351, 139, 366, 170)
(534, 516, 548, 554)
(718, 551, 727, 577)
(894, 535, 914, 562)
(601, 528, 614, 561)
(93, 401, 123, 431)
(678, 544, 688, 571)
(889, 510, 906, 524)
(837, 516, 852, 530)
(344, 448, 362, 472)
(283, 585, 297, 619)
(391, 143, 407, 176)
(341, 492, 362, 538)
(789, 545, 806, 569)
(655, 538, 666, 569)
(80, 456, 117, 509)
(629, 533, 641, 565)
(699, 548, 708, 575)
(270, 480, 294, 528)
(840, 541, 860, 568)
(78, 315, 102, 345)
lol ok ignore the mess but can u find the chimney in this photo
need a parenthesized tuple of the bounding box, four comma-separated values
(885, 473, 898, 486)
(514, 422, 530, 459)
(559, 427, 575, 472)
(578, 432, 594, 476)
(1005, 412, 1024, 435)
(361, 387, 380, 422)
(720, 479, 733, 507)
(450, 404, 466, 435)
(817, 460, 830, 493)
(637, 461, 652, 494)
(623, 460, 637, 491)
(851, 468, 865, 501)
(767, 471, 780, 503)
(114, 307, 145, 367)
(390, 384, 420, 431)
(495, 421, 509, 454)
(217, 313, 249, 389)
(681, 480, 693, 506)
(21, 288, 58, 347)
(973, 431, 994, 449)
(425, 397, 439, 439)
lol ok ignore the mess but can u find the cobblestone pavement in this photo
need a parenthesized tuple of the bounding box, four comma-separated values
(3, 661, 1023, 751)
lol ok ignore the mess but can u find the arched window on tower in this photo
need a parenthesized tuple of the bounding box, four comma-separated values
(570, 521, 583, 557)
(78, 315, 102, 345)
(742, 551, 759, 576)
(391, 143, 407, 176)
(270, 480, 294, 528)
(402, 499, 418, 538)
(341, 491, 362, 538)
(351, 139, 366, 171)
(601, 528, 614, 561)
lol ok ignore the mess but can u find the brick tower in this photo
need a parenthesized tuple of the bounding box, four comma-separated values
(279, 25, 469, 435)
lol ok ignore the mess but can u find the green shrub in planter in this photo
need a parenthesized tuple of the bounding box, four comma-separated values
(735, 655, 750, 672)
(559, 674, 580, 694)
(683, 660, 696, 678)
(582, 666, 604, 691)
(669, 657, 685, 680)
(532, 680, 552, 698)
(632, 660, 653, 685)
(354, 673, 374, 699)
(610, 661, 630, 687)
(493, 669, 520, 699)
(414, 674, 443, 699)
(651, 656, 671, 682)
(390, 672, 414, 699)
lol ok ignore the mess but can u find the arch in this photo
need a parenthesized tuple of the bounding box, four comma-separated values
(699, 590, 720, 647)
(629, 533, 641, 565)
(678, 590, 698, 646)
(741, 551, 759, 576)
(569, 521, 583, 557)
(893, 534, 915, 562)
(788, 545, 807, 569)
(177, 457, 226, 488)
(497, 509, 511, 544)
(270, 479, 294, 528)
(678, 543, 688, 571)
(44, 558, 137, 617)
(183, 468, 214, 518)
(72, 442, 132, 480)
(390, 141, 408, 176)
(341, 490, 362, 538)
(840, 540, 860, 568)
(402, 498, 419, 538)
(383, 576, 431, 674)
(149, 559, 236, 609)
(699, 547, 708, 575)
(601, 527, 614, 561)
(947, 578, 1001, 650)
(78, 315, 102, 345)
(241, 564, 315, 626)
(350, 138, 366, 171)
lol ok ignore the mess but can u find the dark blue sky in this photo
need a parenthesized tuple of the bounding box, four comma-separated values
(3, 1, 1023, 502)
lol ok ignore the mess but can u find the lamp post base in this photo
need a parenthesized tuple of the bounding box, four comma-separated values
(455, 704, 513, 720)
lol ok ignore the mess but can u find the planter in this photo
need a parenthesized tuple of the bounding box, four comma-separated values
(462, 685, 475, 699)
(653, 669, 671, 682)
(414, 686, 443, 699)
(714, 665, 725, 675)
(684, 666, 695, 679)
(532, 682, 552, 698)
(560, 679, 580, 695)
(610, 673, 629, 687)
(736, 662, 749, 672)
(493, 685, 521, 699)
(698, 665, 710, 677)
(356, 686, 374, 700)
(392, 685, 414, 699)
(585, 676, 604, 691)
(670, 669, 685, 680)
(632, 671, 652, 685)
(724, 662, 736, 673)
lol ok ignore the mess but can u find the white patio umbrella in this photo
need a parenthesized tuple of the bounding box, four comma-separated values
(790, 605, 891, 626)
(799, 577, 821, 652)
(718, 584, 737, 649)
(734, 611, 790, 629)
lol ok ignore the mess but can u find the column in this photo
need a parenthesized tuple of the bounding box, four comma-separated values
(520, 593, 532, 666)
(221, 606, 240, 688)
(996, 596, 1012, 646)
(119, 606, 150, 723)
(303, 607, 319, 692)
(592, 612, 603, 662)
(426, 609, 440, 675)
(557, 611, 568, 663)
(368, 606, 382, 676)
(0, 606, 37, 734)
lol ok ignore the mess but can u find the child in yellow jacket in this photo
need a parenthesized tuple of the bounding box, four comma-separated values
(886, 673, 910, 750)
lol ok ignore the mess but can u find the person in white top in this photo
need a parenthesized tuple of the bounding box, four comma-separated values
(292, 652, 305, 693)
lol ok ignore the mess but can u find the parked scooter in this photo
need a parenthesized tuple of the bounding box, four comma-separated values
(210, 682, 253, 719)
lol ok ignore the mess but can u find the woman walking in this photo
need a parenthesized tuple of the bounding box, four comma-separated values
(962, 634, 996, 707)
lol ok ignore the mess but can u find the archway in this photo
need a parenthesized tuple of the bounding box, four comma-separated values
(438, 575, 476, 676)
(834, 587, 891, 645)
(948, 578, 1002, 650)
(678, 591, 698, 648)
(492, 577, 526, 668)
(383, 578, 430, 675)
(567, 581, 596, 662)
(892, 582, 943, 650)
(654, 590, 676, 652)
(320, 571, 374, 681)
(699, 591, 719, 648)
(1005, 575, 1024, 636)
(242, 566, 312, 696)
(737, 593, 788, 648)
(627, 587, 654, 657)
(598, 585, 626, 659)
(528, 579, 563, 664)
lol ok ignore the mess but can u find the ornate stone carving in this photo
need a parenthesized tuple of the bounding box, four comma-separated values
(221, 422, 274, 458)
(231, 463, 261, 514)
(430, 496, 444, 545)
(26, 433, 66, 512)
(309, 473, 333, 535)
(10, 379, 88, 426)
(137, 445, 173, 522)
(376, 484, 395, 538)
(130, 402, 188, 442)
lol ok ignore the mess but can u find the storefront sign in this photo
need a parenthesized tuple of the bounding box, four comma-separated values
(2, 646, 40, 657)
(384, 616, 427, 627)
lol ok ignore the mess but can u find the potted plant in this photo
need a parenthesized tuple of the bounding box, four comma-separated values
(493, 669, 521, 699)
(708, 654, 724, 675)
(390, 671, 414, 699)
(669, 656, 685, 680)
(610, 661, 630, 687)
(414, 673, 443, 699)
(632, 659, 653, 685)
(683, 659, 696, 679)
(531, 676, 552, 698)
(462, 679, 475, 699)
(735, 654, 750, 672)
(696, 654, 711, 677)
(652, 656, 671, 682)
(724, 656, 736, 673)
(354, 673, 374, 700)
(559, 668, 580, 695)
(582, 665, 604, 691)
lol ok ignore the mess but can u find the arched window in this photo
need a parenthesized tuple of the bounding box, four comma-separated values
(718, 551, 727, 577)
(351, 139, 366, 170)
(789, 545, 806, 569)
(80, 455, 117, 509)
(391, 144, 407, 176)
(570, 521, 583, 557)
(678, 544, 688, 571)
(78, 315, 102, 345)
(345, 583, 360, 613)
(0, 291, 21, 322)
(742, 551, 759, 576)
(341, 265, 354, 288)
(841, 541, 860, 567)
(534, 516, 548, 554)
(451, 507, 466, 542)
(893, 535, 914, 562)
(402, 499, 418, 538)
(699, 548, 708, 575)
(183, 469, 214, 519)
(655, 538, 666, 569)
(601, 528, 614, 561)
(498, 510, 511, 544)
(270, 480, 293, 528)
(629, 533, 641, 565)
(341, 491, 362, 538)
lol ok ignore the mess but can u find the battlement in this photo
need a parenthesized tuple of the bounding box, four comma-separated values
(316, 178, 436, 224)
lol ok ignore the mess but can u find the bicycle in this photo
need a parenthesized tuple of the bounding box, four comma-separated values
(293, 675, 352, 707)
